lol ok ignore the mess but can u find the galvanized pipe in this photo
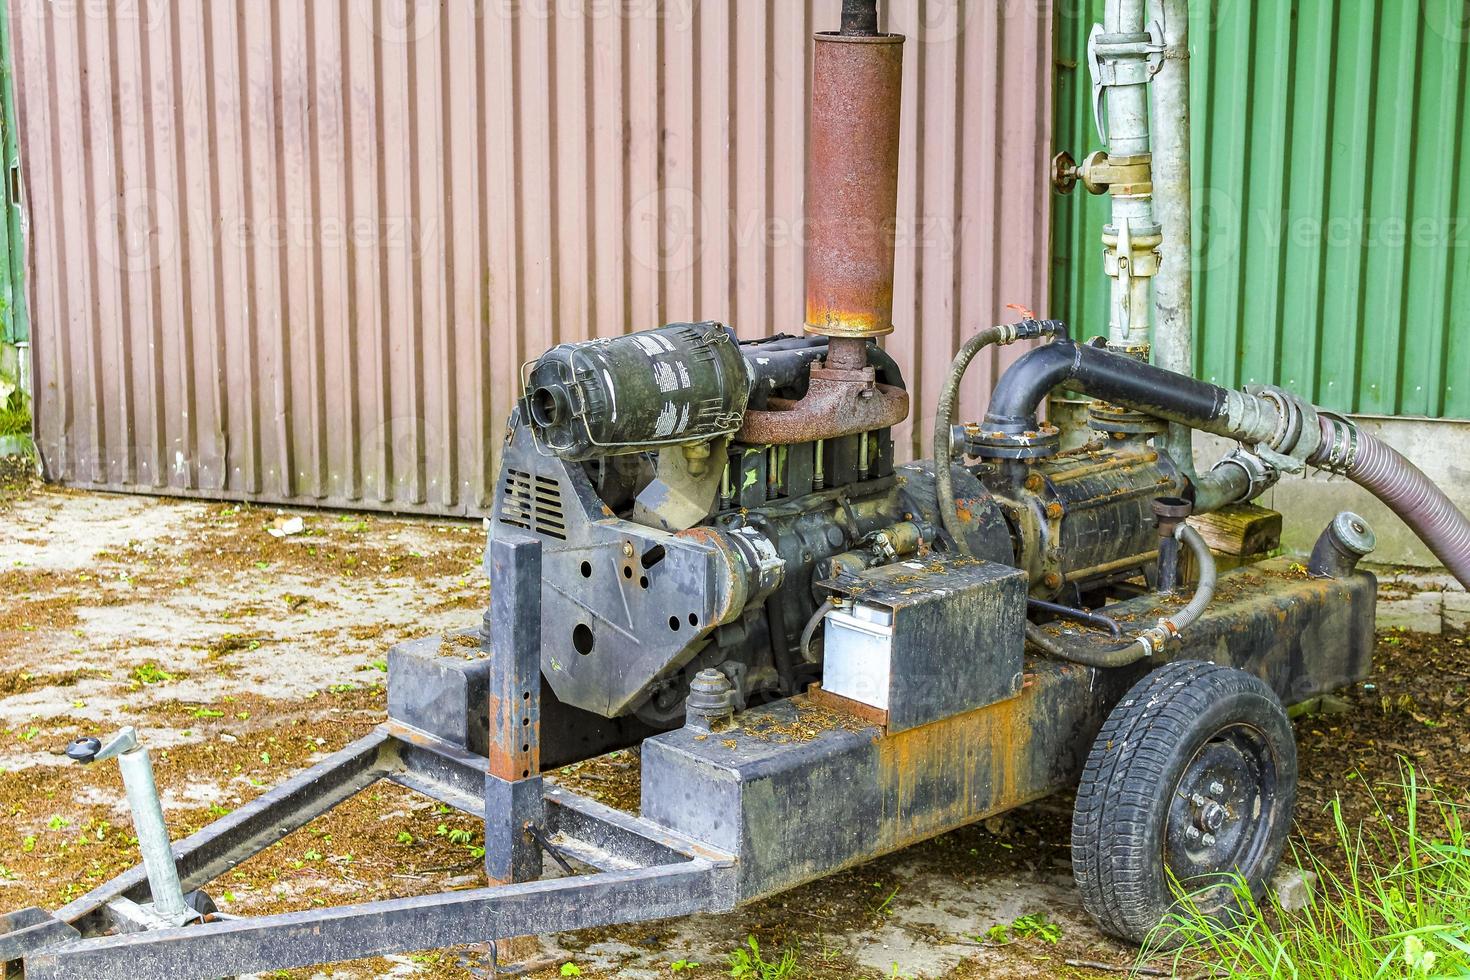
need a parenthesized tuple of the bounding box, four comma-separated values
(117, 746, 191, 926)
(1151, 0, 1192, 379)
(1101, 0, 1152, 158)
(1150, 0, 1198, 479)
(1097, 0, 1160, 350)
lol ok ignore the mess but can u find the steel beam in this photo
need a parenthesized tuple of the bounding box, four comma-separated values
(485, 530, 546, 883)
(25, 861, 722, 980)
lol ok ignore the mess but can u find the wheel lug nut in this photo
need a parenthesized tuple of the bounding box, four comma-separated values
(1198, 801, 1227, 832)
(1209, 781, 1225, 796)
(1190, 792, 1207, 807)
(1201, 833, 1216, 847)
(1185, 826, 1201, 841)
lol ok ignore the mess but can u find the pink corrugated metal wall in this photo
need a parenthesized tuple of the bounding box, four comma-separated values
(11, 0, 1052, 515)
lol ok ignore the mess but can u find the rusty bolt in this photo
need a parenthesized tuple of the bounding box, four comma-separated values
(1045, 502, 1065, 521)
(1024, 474, 1044, 492)
(622, 542, 635, 558)
(1044, 572, 1062, 589)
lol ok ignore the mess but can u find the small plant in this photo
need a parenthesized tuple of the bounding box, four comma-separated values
(726, 935, 797, 979)
(559, 964, 582, 977)
(671, 959, 701, 973)
(395, 831, 414, 845)
(190, 706, 224, 719)
(46, 816, 70, 831)
(982, 913, 1060, 945)
(132, 663, 174, 685)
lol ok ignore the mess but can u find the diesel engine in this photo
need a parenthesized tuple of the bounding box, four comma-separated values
(490, 320, 1185, 724)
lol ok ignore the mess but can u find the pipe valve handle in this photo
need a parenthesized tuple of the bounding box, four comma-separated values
(65, 736, 102, 763)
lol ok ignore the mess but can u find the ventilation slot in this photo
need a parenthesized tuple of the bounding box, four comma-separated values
(498, 469, 567, 540)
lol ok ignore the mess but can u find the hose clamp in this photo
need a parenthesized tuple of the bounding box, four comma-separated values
(1312, 412, 1359, 475)
(1209, 448, 1280, 500)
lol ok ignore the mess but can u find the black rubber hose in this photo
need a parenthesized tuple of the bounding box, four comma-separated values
(934, 320, 1068, 555)
(1310, 420, 1470, 587)
(799, 597, 837, 663)
(983, 338, 1230, 438)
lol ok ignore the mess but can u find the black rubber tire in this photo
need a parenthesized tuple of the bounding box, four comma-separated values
(1071, 660, 1297, 945)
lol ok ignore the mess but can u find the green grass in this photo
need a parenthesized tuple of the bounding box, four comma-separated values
(727, 935, 798, 979)
(0, 403, 27, 438)
(1151, 764, 1470, 979)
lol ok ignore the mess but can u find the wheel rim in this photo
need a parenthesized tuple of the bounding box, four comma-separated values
(1163, 722, 1281, 908)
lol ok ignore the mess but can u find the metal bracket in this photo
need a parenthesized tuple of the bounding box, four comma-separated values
(1087, 22, 1167, 142)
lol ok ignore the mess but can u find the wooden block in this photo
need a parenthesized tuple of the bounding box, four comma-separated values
(1188, 503, 1283, 556)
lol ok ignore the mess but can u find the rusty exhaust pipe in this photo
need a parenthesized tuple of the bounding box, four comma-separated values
(805, 16, 903, 343)
(738, 0, 909, 444)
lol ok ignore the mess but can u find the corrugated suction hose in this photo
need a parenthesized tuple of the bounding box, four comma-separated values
(1312, 419, 1470, 588)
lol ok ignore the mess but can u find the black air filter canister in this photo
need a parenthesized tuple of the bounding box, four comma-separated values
(522, 322, 750, 461)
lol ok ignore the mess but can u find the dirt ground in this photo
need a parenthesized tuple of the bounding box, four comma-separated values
(1, 474, 1468, 979)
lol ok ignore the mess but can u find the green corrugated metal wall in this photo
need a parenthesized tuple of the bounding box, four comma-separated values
(1052, 0, 1470, 419)
(0, 0, 25, 347)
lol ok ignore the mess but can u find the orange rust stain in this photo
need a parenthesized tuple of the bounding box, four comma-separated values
(487, 692, 540, 781)
(874, 683, 1037, 847)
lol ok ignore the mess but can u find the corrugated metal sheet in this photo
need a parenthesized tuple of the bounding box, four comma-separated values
(1052, 0, 1470, 418)
(0, 0, 26, 346)
(12, 0, 1053, 514)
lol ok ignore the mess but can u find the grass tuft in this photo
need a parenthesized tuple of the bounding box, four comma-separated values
(1149, 763, 1470, 979)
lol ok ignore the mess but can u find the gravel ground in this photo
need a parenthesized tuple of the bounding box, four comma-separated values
(1, 475, 1466, 979)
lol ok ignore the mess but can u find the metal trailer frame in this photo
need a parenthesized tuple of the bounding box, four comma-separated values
(0, 530, 1377, 979)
